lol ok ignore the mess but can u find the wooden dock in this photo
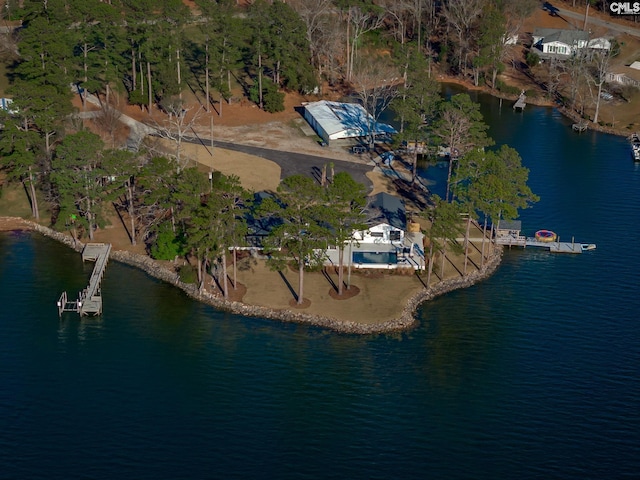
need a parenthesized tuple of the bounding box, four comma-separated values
(513, 92, 526, 110)
(495, 235, 594, 254)
(494, 221, 595, 255)
(572, 121, 588, 132)
(57, 243, 111, 316)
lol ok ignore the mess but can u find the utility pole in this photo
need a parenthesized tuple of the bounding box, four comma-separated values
(583, 1, 590, 31)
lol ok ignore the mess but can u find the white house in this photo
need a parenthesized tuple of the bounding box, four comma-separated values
(303, 100, 396, 145)
(532, 28, 610, 57)
(606, 61, 640, 88)
(588, 37, 612, 50)
(353, 192, 406, 245)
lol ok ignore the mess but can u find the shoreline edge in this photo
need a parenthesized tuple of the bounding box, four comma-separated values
(1, 216, 503, 334)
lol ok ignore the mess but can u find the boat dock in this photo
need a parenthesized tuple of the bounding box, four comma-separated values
(494, 221, 595, 255)
(496, 235, 593, 254)
(572, 121, 588, 132)
(513, 92, 526, 110)
(57, 243, 112, 316)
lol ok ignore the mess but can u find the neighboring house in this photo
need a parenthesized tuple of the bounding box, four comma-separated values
(303, 100, 396, 145)
(606, 61, 640, 88)
(532, 28, 610, 57)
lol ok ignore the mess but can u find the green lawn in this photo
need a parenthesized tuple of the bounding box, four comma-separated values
(0, 181, 46, 219)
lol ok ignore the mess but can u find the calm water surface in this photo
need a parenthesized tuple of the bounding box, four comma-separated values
(1, 91, 639, 479)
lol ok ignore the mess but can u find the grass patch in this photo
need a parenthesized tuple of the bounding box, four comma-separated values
(178, 264, 198, 284)
(0, 181, 34, 218)
(0, 178, 51, 220)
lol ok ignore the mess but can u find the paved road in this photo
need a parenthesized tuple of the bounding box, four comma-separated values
(76, 87, 374, 188)
(546, 3, 640, 37)
(182, 135, 375, 189)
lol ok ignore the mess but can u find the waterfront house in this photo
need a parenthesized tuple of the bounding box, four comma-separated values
(324, 192, 425, 270)
(356, 192, 406, 245)
(532, 28, 610, 58)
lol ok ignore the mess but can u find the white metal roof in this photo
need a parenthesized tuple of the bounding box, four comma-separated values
(305, 100, 396, 140)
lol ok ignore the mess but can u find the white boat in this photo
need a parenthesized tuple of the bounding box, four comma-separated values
(581, 243, 597, 251)
(631, 133, 640, 162)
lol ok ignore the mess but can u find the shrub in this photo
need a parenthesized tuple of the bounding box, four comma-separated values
(495, 80, 521, 95)
(178, 264, 198, 284)
(526, 51, 540, 67)
(150, 223, 186, 260)
(249, 77, 284, 113)
(128, 88, 147, 108)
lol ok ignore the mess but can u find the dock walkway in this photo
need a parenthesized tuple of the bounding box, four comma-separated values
(495, 235, 593, 254)
(58, 243, 111, 316)
(513, 93, 526, 110)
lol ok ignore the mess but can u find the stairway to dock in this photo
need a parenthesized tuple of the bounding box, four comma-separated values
(57, 243, 112, 316)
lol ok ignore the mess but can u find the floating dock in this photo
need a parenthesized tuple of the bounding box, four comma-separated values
(57, 243, 111, 316)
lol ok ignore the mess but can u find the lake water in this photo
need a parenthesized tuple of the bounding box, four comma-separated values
(1, 90, 639, 479)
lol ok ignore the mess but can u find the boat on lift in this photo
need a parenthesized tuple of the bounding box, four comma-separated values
(631, 133, 640, 162)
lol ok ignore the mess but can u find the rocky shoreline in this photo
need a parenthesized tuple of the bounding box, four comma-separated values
(2, 216, 503, 334)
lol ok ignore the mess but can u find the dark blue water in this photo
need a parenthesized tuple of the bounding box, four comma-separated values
(1, 92, 639, 479)
(353, 251, 397, 264)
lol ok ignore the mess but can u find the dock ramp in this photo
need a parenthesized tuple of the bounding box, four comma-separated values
(57, 243, 111, 316)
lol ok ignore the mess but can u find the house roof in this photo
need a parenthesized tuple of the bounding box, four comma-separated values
(495, 219, 522, 232)
(367, 192, 406, 230)
(533, 28, 589, 45)
(610, 66, 640, 82)
(245, 192, 283, 238)
(304, 100, 397, 140)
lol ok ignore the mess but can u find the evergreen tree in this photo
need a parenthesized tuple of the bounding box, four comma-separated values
(433, 94, 493, 202)
(321, 172, 368, 296)
(50, 131, 106, 240)
(0, 116, 43, 219)
(260, 175, 327, 305)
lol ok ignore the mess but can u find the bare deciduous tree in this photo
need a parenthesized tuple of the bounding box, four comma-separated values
(441, 0, 485, 76)
(351, 55, 400, 148)
(588, 45, 616, 124)
(147, 101, 204, 173)
(346, 7, 385, 81)
(289, 0, 333, 85)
